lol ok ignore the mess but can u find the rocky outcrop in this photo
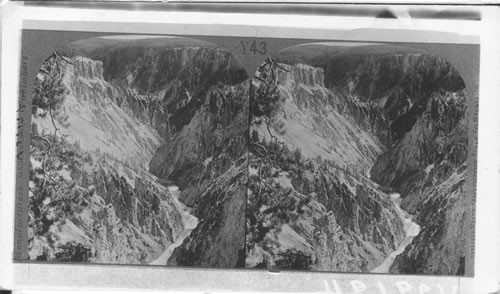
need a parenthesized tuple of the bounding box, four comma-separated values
(62, 39, 248, 137)
(28, 135, 186, 263)
(168, 159, 248, 267)
(104, 46, 247, 136)
(390, 165, 468, 275)
(369, 90, 470, 275)
(256, 62, 384, 175)
(35, 55, 163, 167)
(28, 53, 188, 264)
(150, 80, 250, 267)
(41, 41, 250, 267)
(245, 152, 406, 272)
(246, 54, 472, 275)
(371, 90, 468, 212)
(301, 49, 472, 275)
(149, 81, 249, 202)
(279, 50, 466, 144)
(340, 54, 463, 141)
(245, 60, 406, 272)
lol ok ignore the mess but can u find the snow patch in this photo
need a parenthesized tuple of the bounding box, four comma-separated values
(249, 165, 259, 176)
(167, 185, 179, 192)
(30, 157, 42, 170)
(276, 224, 312, 252)
(57, 166, 72, 181)
(425, 164, 435, 174)
(203, 156, 213, 167)
(273, 171, 293, 189)
(50, 219, 92, 245)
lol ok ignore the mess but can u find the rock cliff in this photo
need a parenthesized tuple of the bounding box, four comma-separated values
(30, 40, 250, 266)
(150, 81, 250, 267)
(61, 38, 248, 138)
(320, 53, 465, 143)
(312, 47, 471, 275)
(245, 59, 406, 272)
(257, 62, 384, 174)
(373, 90, 470, 275)
(28, 53, 187, 263)
(277, 48, 466, 145)
(59, 37, 251, 267)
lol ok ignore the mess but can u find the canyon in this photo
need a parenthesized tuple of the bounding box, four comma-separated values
(27, 38, 472, 275)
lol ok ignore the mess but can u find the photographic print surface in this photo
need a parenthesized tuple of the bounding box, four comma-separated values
(15, 30, 478, 276)
(245, 43, 472, 275)
(27, 35, 249, 267)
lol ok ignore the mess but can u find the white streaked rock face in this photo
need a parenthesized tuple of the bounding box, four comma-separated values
(29, 53, 187, 264)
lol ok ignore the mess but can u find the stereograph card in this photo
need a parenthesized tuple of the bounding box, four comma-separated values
(3, 8, 491, 293)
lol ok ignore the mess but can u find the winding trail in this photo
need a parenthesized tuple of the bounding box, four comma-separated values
(150, 185, 199, 266)
(371, 193, 421, 273)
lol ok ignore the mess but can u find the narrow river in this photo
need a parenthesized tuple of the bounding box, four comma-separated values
(150, 185, 199, 266)
(371, 193, 421, 273)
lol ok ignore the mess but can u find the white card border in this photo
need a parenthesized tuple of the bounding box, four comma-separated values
(1, 3, 498, 293)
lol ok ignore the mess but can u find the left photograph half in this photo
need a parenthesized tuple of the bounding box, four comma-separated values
(23, 35, 250, 267)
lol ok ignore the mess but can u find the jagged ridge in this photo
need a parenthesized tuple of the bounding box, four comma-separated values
(150, 80, 250, 267)
(28, 53, 188, 263)
(245, 60, 406, 272)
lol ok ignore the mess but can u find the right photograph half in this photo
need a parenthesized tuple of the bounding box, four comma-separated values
(245, 42, 473, 275)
